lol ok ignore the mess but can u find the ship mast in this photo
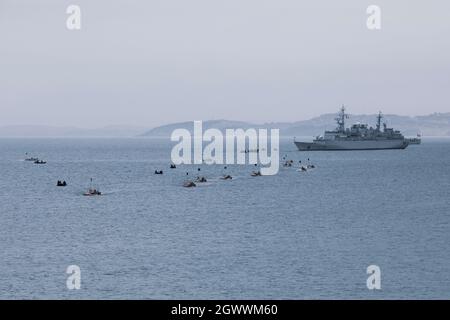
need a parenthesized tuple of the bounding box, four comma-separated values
(335, 105, 348, 133)
(376, 111, 383, 132)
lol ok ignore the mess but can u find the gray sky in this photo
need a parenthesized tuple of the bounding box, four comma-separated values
(1, 0, 449, 128)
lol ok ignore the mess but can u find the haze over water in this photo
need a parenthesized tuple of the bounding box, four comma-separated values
(0, 137, 449, 299)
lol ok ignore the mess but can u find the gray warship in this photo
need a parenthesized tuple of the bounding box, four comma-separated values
(294, 106, 409, 151)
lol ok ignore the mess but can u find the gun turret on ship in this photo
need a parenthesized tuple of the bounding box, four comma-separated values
(294, 106, 409, 151)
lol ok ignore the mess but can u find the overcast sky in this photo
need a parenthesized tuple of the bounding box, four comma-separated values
(0, 0, 449, 128)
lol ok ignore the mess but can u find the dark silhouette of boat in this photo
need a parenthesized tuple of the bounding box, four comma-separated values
(24, 153, 38, 161)
(195, 176, 207, 183)
(183, 181, 196, 188)
(83, 188, 101, 196)
(83, 178, 101, 196)
(251, 171, 261, 177)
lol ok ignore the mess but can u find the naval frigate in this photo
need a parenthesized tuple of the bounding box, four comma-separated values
(294, 106, 409, 151)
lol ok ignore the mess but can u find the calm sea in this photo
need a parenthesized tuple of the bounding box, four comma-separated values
(0, 137, 449, 299)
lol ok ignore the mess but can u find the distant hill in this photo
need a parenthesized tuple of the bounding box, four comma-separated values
(2, 113, 449, 137)
(141, 120, 263, 137)
(142, 113, 450, 137)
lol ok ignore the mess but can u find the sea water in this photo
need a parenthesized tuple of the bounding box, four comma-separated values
(0, 137, 449, 299)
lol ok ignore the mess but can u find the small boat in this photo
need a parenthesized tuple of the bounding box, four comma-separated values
(306, 158, 315, 169)
(83, 178, 101, 196)
(154, 170, 163, 175)
(251, 171, 262, 177)
(57, 180, 67, 187)
(24, 153, 38, 161)
(283, 160, 294, 167)
(170, 164, 176, 169)
(34, 159, 46, 164)
(220, 166, 232, 180)
(183, 181, 196, 188)
(195, 176, 207, 183)
(241, 148, 260, 153)
(297, 166, 308, 172)
(83, 188, 102, 196)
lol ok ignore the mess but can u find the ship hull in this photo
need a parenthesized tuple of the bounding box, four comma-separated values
(295, 139, 409, 151)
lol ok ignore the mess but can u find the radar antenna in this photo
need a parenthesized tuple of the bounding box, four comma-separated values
(335, 105, 349, 133)
(376, 111, 383, 131)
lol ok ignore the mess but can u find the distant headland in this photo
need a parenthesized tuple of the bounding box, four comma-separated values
(0, 112, 449, 137)
(141, 113, 450, 138)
